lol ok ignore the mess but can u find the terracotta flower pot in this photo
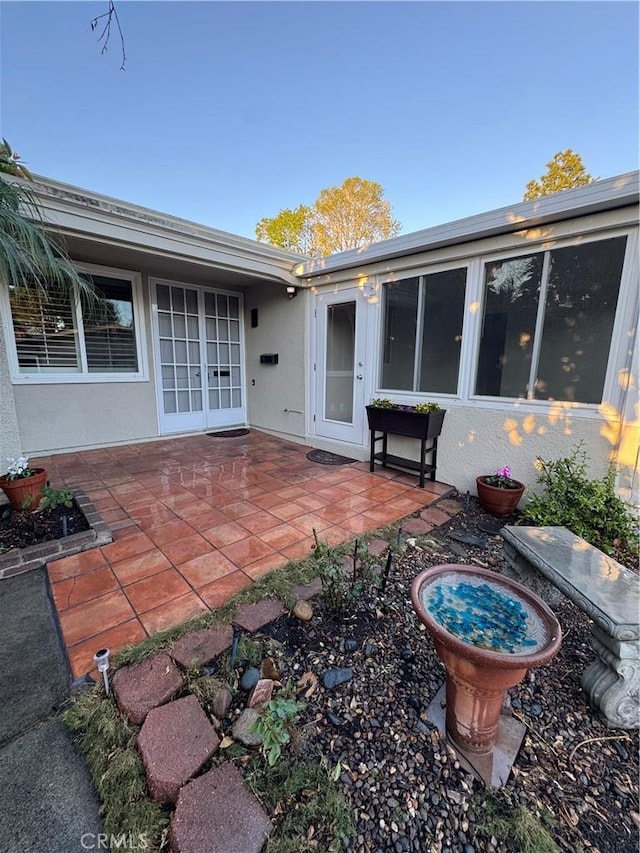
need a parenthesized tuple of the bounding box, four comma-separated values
(476, 476, 525, 517)
(0, 468, 47, 511)
(411, 564, 562, 754)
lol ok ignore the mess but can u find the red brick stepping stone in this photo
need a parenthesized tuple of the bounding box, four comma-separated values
(171, 624, 233, 669)
(367, 539, 390, 557)
(402, 517, 433, 536)
(113, 652, 184, 725)
(234, 599, 284, 633)
(170, 762, 271, 853)
(290, 577, 322, 600)
(437, 499, 463, 516)
(138, 695, 220, 803)
(419, 507, 450, 528)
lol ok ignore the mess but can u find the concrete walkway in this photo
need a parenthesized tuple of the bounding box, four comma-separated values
(0, 568, 102, 853)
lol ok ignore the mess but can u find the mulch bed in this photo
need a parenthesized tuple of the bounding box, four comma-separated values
(237, 498, 639, 853)
(0, 501, 90, 554)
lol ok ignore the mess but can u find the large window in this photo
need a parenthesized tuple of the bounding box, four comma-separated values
(381, 268, 467, 393)
(9, 268, 143, 379)
(475, 236, 627, 403)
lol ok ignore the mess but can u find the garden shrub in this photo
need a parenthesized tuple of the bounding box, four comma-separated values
(520, 444, 639, 558)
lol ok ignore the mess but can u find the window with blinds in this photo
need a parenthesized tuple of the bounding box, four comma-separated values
(8, 269, 141, 378)
(82, 276, 138, 373)
(10, 286, 81, 373)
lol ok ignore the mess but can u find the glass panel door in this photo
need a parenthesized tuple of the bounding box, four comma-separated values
(155, 282, 245, 434)
(325, 302, 355, 423)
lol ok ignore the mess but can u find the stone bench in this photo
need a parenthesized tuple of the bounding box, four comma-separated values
(500, 525, 639, 730)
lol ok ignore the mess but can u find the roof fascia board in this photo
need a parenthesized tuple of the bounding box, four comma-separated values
(297, 171, 640, 279)
(300, 207, 639, 287)
(15, 174, 304, 285)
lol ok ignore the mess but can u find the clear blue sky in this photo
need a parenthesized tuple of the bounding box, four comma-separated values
(1, 1, 638, 240)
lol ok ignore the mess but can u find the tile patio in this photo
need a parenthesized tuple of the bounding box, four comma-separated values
(37, 431, 452, 678)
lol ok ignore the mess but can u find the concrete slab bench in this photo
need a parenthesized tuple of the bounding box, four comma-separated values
(501, 525, 639, 730)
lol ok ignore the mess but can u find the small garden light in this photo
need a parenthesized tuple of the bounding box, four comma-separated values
(94, 648, 111, 695)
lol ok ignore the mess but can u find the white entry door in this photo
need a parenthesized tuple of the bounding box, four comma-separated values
(153, 281, 245, 434)
(315, 288, 367, 444)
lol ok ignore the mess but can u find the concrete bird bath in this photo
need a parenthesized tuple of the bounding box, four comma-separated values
(411, 565, 562, 785)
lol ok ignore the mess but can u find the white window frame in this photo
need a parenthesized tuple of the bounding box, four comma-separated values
(376, 260, 471, 401)
(3, 262, 148, 384)
(372, 226, 637, 420)
(466, 227, 635, 414)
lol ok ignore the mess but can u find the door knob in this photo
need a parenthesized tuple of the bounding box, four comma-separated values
(356, 374, 363, 380)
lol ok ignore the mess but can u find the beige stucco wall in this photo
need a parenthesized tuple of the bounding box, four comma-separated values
(384, 405, 622, 498)
(243, 284, 307, 441)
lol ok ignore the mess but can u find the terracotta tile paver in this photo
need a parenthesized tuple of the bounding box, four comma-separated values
(39, 430, 453, 675)
(198, 571, 253, 608)
(177, 552, 237, 589)
(125, 568, 193, 613)
(139, 592, 209, 635)
(59, 589, 136, 646)
(52, 565, 119, 611)
(110, 549, 173, 586)
(67, 618, 147, 679)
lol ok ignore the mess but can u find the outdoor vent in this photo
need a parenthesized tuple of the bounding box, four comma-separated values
(260, 353, 279, 365)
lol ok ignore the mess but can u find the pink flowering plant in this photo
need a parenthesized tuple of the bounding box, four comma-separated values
(485, 466, 520, 489)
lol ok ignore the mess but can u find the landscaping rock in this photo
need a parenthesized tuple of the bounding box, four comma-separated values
(234, 599, 285, 633)
(112, 652, 184, 725)
(239, 667, 260, 691)
(322, 668, 353, 690)
(170, 624, 233, 669)
(447, 529, 486, 547)
(232, 708, 263, 746)
(248, 678, 273, 709)
(290, 577, 322, 600)
(210, 686, 232, 719)
(137, 695, 220, 803)
(169, 762, 271, 853)
(293, 600, 313, 621)
(260, 657, 281, 681)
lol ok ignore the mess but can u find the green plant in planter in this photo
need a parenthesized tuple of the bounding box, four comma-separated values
(520, 444, 639, 557)
(484, 466, 520, 489)
(39, 486, 74, 510)
(370, 398, 394, 409)
(413, 402, 441, 413)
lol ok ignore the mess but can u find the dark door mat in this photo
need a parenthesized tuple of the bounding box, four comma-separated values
(306, 449, 357, 465)
(207, 429, 250, 438)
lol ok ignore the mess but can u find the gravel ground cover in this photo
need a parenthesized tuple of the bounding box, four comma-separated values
(254, 496, 639, 853)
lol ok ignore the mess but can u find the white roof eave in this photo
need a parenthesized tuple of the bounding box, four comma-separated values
(295, 171, 639, 279)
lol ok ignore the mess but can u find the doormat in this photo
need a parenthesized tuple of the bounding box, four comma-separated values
(306, 449, 357, 465)
(207, 429, 250, 438)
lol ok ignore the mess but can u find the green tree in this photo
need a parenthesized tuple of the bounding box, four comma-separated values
(255, 205, 312, 254)
(0, 139, 93, 298)
(523, 149, 596, 200)
(255, 176, 400, 257)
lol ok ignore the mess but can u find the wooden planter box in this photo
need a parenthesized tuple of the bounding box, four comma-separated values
(366, 406, 446, 487)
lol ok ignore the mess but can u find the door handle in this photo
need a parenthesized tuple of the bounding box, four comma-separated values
(356, 374, 363, 380)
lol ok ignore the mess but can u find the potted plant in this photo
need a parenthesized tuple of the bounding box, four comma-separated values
(476, 466, 525, 517)
(0, 455, 48, 511)
(366, 399, 446, 440)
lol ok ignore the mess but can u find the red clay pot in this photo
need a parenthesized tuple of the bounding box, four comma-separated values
(0, 468, 47, 511)
(411, 564, 561, 754)
(476, 476, 525, 517)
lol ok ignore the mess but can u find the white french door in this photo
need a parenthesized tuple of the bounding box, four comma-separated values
(153, 281, 245, 434)
(314, 288, 367, 444)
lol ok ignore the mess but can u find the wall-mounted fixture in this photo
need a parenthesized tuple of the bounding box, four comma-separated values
(260, 353, 279, 364)
(285, 286, 297, 299)
(250, 308, 258, 328)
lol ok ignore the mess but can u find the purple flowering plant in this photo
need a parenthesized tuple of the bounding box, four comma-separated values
(485, 466, 520, 489)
